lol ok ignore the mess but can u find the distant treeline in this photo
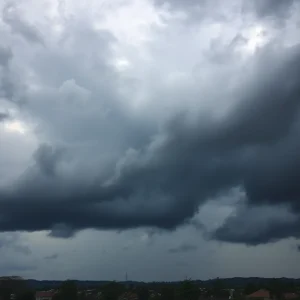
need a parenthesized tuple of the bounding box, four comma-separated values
(29, 277, 300, 290)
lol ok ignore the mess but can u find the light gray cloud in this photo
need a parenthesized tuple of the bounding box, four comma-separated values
(2, 2, 44, 45)
(0, 233, 31, 255)
(0, 46, 12, 66)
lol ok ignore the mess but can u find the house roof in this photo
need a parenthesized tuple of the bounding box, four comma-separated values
(246, 289, 270, 298)
(118, 292, 138, 300)
(36, 291, 56, 298)
(284, 293, 299, 299)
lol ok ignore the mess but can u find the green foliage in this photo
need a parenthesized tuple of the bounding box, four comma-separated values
(137, 286, 149, 300)
(59, 280, 78, 300)
(52, 293, 62, 300)
(15, 290, 35, 300)
(210, 278, 229, 298)
(160, 285, 175, 300)
(100, 281, 125, 300)
(176, 279, 199, 300)
(244, 283, 259, 295)
(0, 287, 13, 300)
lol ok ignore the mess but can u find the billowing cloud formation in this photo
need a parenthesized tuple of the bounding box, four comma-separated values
(0, 0, 300, 245)
(212, 205, 300, 245)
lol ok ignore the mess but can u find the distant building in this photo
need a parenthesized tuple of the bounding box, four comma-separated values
(118, 292, 138, 300)
(35, 291, 56, 300)
(284, 293, 299, 300)
(230, 289, 235, 298)
(10, 294, 16, 300)
(149, 290, 160, 299)
(246, 289, 299, 300)
(246, 289, 271, 300)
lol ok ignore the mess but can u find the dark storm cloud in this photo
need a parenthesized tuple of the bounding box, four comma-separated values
(1, 42, 300, 245)
(249, 0, 296, 19)
(48, 224, 75, 238)
(33, 144, 67, 177)
(213, 218, 300, 246)
(298, 245, 300, 252)
(168, 243, 198, 254)
(211, 205, 300, 245)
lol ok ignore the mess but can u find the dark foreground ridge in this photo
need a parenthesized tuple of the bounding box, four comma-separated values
(2, 276, 300, 300)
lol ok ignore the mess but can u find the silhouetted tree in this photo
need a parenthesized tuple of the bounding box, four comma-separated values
(137, 286, 149, 300)
(52, 292, 62, 300)
(161, 285, 175, 300)
(0, 286, 12, 300)
(176, 279, 199, 300)
(212, 278, 228, 297)
(16, 290, 35, 300)
(244, 283, 258, 295)
(60, 280, 78, 300)
(101, 282, 125, 300)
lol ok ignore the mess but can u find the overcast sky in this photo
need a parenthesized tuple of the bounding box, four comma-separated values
(1, 0, 300, 281)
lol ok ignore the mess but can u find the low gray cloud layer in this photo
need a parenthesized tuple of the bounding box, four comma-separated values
(0, 0, 300, 249)
(168, 243, 198, 254)
(0, 112, 9, 122)
(0, 234, 31, 255)
(44, 253, 59, 260)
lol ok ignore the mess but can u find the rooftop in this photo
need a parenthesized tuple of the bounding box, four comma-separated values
(246, 289, 270, 298)
(36, 291, 56, 298)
